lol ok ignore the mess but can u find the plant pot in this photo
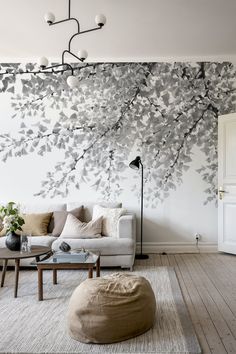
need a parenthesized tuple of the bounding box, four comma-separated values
(5, 231, 21, 251)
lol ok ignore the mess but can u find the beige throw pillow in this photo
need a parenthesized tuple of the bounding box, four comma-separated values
(21, 212, 52, 236)
(93, 205, 126, 238)
(0, 212, 53, 236)
(60, 214, 102, 239)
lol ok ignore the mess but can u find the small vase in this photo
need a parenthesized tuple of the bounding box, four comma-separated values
(5, 231, 21, 251)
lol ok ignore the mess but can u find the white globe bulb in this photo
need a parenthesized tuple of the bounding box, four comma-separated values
(38, 56, 49, 69)
(95, 14, 106, 27)
(67, 75, 79, 89)
(44, 12, 55, 24)
(78, 50, 88, 61)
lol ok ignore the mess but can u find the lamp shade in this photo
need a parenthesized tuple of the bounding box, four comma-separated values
(78, 50, 88, 61)
(129, 156, 141, 170)
(38, 56, 49, 69)
(44, 12, 55, 24)
(95, 14, 106, 27)
(67, 75, 79, 89)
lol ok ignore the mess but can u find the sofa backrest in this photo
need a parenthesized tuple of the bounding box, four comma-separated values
(18, 201, 122, 224)
(67, 202, 122, 222)
(20, 201, 122, 222)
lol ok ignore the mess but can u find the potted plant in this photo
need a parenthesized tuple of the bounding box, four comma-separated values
(0, 202, 25, 251)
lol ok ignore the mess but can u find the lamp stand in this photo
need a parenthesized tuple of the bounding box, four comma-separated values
(135, 161, 149, 260)
(135, 254, 149, 259)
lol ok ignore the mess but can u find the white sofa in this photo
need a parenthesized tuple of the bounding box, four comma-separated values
(0, 202, 136, 270)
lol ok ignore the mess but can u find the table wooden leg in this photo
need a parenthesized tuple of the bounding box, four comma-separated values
(38, 268, 43, 301)
(14, 259, 20, 298)
(53, 269, 57, 285)
(88, 267, 93, 278)
(1, 259, 8, 287)
(96, 257, 100, 277)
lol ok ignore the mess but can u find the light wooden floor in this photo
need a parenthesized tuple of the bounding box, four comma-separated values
(136, 253, 236, 354)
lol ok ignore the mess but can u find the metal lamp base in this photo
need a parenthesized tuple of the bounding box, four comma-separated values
(135, 254, 149, 260)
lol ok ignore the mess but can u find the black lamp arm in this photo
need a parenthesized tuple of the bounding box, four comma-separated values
(68, 26, 101, 52)
(62, 50, 84, 64)
(49, 17, 80, 33)
(68, 0, 71, 18)
(41, 63, 74, 76)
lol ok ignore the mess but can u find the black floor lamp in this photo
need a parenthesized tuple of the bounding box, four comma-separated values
(129, 156, 149, 259)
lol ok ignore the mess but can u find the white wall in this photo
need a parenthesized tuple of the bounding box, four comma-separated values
(1, 62, 234, 253)
(0, 145, 217, 249)
(1, 0, 236, 62)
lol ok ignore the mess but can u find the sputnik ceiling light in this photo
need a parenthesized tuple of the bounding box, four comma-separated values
(38, 0, 106, 88)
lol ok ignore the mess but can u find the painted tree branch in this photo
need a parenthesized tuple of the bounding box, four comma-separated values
(0, 126, 87, 155)
(162, 103, 218, 189)
(36, 85, 141, 196)
(0, 62, 235, 204)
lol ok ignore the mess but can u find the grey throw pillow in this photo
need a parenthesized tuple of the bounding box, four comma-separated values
(50, 206, 84, 236)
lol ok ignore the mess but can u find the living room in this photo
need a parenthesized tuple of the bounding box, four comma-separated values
(0, 0, 236, 353)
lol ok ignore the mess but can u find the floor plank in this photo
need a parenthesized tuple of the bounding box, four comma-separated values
(199, 254, 236, 314)
(160, 254, 169, 266)
(181, 254, 236, 353)
(173, 254, 228, 354)
(148, 253, 236, 354)
(167, 254, 212, 354)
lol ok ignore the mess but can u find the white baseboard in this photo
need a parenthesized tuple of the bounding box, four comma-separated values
(136, 242, 218, 254)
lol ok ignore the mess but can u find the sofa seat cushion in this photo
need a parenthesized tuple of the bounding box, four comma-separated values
(52, 237, 135, 256)
(0, 235, 57, 249)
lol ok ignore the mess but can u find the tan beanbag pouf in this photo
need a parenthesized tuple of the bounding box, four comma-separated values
(67, 273, 156, 344)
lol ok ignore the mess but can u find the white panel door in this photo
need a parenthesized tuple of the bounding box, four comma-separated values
(218, 113, 236, 254)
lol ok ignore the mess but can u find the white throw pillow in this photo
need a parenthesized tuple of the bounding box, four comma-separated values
(93, 205, 126, 238)
(60, 214, 102, 239)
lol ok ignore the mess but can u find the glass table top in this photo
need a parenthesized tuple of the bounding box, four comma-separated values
(36, 250, 100, 265)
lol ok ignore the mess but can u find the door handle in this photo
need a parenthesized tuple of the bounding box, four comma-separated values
(218, 188, 228, 200)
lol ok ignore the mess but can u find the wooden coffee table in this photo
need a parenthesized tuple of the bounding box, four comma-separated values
(0, 246, 52, 298)
(36, 252, 100, 301)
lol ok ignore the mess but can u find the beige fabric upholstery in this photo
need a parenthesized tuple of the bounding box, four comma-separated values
(60, 214, 102, 239)
(0, 202, 136, 269)
(0, 235, 57, 248)
(19, 203, 67, 233)
(0, 212, 52, 236)
(67, 202, 122, 223)
(22, 212, 52, 236)
(52, 236, 135, 255)
(118, 214, 136, 239)
(67, 273, 156, 344)
(93, 205, 126, 238)
(51, 207, 84, 236)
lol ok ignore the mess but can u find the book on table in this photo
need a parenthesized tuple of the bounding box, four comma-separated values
(53, 250, 89, 263)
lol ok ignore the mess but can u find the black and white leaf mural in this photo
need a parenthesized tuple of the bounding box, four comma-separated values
(0, 62, 236, 206)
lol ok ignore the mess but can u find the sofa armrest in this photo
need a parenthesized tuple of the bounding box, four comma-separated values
(118, 214, 136, 240)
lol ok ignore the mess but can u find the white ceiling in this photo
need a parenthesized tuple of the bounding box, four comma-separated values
(1, 0, 236, 62)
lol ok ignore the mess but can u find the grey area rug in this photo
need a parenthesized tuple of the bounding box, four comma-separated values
(0, 266, 201, 354)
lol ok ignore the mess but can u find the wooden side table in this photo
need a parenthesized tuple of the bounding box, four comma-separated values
(0, 246, 51, 298)
(36, 252, 100, 301)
